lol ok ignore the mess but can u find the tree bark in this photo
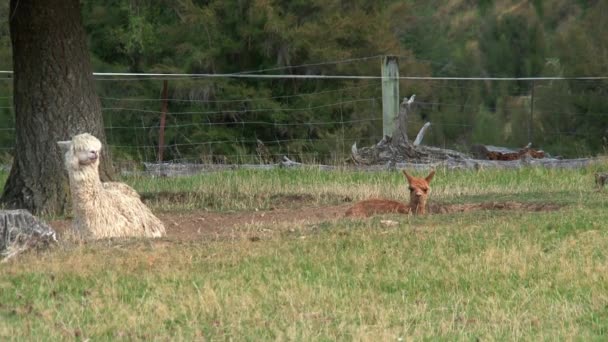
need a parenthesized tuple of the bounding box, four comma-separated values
(1, 0, 114, 215)
(391, 97, 409, 147)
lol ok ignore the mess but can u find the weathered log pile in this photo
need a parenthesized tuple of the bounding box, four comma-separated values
(349, 124, 608, 170)
(350, 136, 469, 165)
(141, 152, 601, 176)
(471, 144, 546, 161)
(347, 93, 596, 169)
(348, 93, 565, 168)
(350, 95, 473, 166)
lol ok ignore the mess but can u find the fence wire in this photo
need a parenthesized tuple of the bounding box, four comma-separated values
(0, 73, 606, 166)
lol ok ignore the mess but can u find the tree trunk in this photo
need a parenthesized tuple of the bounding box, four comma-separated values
(1, 0, 114, 215)
(391, 97, 409, 147)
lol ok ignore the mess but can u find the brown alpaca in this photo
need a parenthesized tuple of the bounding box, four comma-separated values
(345, 170, 435, 218)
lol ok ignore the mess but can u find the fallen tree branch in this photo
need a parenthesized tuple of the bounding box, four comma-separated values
(413, 122, 431, 146)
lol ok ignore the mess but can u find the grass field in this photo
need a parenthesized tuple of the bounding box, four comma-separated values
(1, 165, 608, 340)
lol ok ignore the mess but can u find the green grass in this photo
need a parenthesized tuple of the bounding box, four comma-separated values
(130, 166, 604, 212)
(1, 165, 608, 340)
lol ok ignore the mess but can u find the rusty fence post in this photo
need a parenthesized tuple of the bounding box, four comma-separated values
(157, 79, 168, 162)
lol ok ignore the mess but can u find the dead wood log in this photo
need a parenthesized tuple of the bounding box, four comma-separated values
(1, 210, 57, 262)
(141, 156, 602, 177)
(391, 97, 410, 147)
(413, 122, 431, 146)
(351, 134, 469, 166)
(471, 144, 546, 161)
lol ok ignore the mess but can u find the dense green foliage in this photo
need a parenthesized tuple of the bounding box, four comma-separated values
(1, 0, 607, 162)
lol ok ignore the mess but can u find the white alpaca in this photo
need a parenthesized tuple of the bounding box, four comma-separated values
(58, 133, 166, 239)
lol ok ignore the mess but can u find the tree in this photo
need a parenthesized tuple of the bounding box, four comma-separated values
(1, 0, 114, 215)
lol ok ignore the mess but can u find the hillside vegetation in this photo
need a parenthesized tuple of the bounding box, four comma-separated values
(0, 0, 606, 162)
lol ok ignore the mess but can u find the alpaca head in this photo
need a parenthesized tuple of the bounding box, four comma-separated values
(403, 169, 435, 215)
(57, 133, 102, 175)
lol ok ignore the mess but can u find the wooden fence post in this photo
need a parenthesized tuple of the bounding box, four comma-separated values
(381, 56, 399, 138)
(157, 79, 168, 162)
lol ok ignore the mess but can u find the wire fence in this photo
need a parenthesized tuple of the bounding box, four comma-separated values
(0, 59, 607, 167)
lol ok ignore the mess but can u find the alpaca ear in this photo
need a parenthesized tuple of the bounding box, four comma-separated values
(57, 140, 72, 152)
(425, 170, 436, 183)
(402, 170, 413, 183)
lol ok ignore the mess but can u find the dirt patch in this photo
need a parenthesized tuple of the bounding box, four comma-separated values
(141, 191, 352, 210)
(429, 201, 564, 214)
(48, 200, 563, 243)
(158, 204, 350, 241)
